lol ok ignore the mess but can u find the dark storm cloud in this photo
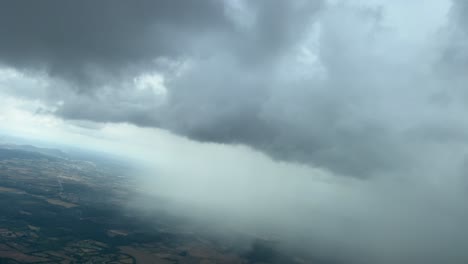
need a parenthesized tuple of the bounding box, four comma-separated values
(148, 5, 411, 178)
(2, 0, 467, 180)
(0, 0, 322, 84)
(229, 0, 324, 65)
(0, 0, 231, 86)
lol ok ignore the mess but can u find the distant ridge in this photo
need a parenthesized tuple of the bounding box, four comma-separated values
(0, 144, 67, 161)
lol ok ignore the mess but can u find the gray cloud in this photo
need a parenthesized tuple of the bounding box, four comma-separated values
(0, 0, 231, 87)
(0, 0, 466, 180)
(439, 0, 468, 80)
(115, 124, 468, 264)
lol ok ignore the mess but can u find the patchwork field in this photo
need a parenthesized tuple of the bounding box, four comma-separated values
(0, 145, 299, 264)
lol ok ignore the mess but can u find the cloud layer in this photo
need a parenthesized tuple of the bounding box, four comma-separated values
(3, 1, 468, 262)
(2, 0, 463, 178)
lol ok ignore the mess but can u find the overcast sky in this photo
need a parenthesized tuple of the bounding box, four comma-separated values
(1, 0, 468, 263)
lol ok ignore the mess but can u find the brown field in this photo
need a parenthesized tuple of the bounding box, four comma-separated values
(120, 246, 172, 264)
(0, 244, 49, 263)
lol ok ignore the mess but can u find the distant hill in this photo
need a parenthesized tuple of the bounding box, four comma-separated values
(0, 148, 62, 161)
(0, 144, 68, 158)
(0, 141, 132, 174)
(0, 144, 66, 161)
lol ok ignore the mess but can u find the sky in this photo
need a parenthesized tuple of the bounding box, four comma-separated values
(1, 0, 468, 263)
